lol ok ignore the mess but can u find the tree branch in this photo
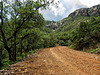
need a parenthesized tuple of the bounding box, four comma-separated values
(7, 2, 48, 41)
(7, 16, 30, 41)
(36, 3, 47, 10)
(12, 33, 34, 47)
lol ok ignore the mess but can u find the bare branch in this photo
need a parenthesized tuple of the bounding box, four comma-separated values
(36, 3, 47, 10)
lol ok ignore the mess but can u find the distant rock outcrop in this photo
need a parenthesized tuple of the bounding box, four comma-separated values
(46, 22, 62, 30)
(69, 4, 100, 17)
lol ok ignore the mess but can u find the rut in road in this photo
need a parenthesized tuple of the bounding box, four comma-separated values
(49, 48, 85, 75)
(0, 46, 100, 75)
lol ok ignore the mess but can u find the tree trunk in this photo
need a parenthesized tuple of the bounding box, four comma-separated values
(8, 49, 16, 62)
(21, 41, 23, 56)
(9, 51, 12, 61)
(0, 1, 15, 62)
(13, 36, 16, 62)
(5, 47, 15, 62)
(7, 48, 13, 61)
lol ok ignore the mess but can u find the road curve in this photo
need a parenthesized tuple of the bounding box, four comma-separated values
(0, 46, 100, 75)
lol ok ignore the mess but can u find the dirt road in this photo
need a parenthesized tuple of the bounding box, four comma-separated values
(0, 46, 100, 75)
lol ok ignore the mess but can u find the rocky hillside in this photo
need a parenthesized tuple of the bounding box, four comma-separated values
(45, 21, 62, 30)
(45, 4, 100, 31)
(69, 4, 100, 17)
(46, 4, 100, 30)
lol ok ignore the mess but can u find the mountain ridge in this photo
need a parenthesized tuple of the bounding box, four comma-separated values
(69, 4, 100, 17)
(45, 4, 100, 30)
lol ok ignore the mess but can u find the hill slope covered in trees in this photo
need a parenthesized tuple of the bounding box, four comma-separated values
(50, 4, 100, 53)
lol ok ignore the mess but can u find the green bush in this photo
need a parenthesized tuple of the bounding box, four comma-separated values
(68, 16, 100, 50)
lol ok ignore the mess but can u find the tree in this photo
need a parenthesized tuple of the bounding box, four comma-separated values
(68, 16, 100, 50)
(0, 0, 54, 62)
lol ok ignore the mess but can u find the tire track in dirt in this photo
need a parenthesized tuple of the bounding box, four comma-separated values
(50, 48, 86, 75)
(58, 47, 100, 63)
(56, 46, 100, 75)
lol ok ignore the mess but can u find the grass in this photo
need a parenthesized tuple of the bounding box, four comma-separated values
(87, 47, 100, 54)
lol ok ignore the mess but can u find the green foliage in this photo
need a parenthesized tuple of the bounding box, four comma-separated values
(0, 0, 55, 70)
(40, 34, 57, 48)
(88, 49, 98, 53)
(22, 53, 26, 58)
(56, 16, 90, 33)
(58, 40, 65, 46)
(0, 53, 6, 69)
(68, 16, 100, 50)
(52, 16, 100, 53)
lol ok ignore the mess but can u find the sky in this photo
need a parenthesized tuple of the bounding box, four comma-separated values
(40, 0, 100, 21)
(1, 0, 100, 21)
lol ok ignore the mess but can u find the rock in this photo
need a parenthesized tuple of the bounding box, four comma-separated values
(4, 72, 8, 75)
(11, 72, 14, 74)
(69, 4, 100, 17)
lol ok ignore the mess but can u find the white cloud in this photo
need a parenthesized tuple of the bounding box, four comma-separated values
(79, 0, 100, 7)
(1, 0, 99, 21)
(40, 0, 100, 21)
(39, 0, 66, 21)
(49, 1, 66, 16)
(60, 0, 87, 13)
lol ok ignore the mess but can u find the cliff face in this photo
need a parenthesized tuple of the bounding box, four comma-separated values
(69, 4, 100, 17)
(46, 22, 62, 30)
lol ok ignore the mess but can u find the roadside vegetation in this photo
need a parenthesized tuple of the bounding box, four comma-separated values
(0, 0, 56, 70)
(0, 0, 100, 70)
(53, 16, 100, 54)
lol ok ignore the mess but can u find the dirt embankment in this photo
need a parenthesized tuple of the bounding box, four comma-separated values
(0, 46, 100, 75)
